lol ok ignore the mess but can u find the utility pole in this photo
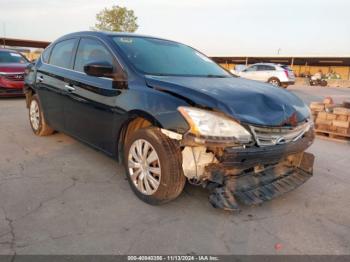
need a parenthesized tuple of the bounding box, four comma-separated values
(277, 48, 281, 55)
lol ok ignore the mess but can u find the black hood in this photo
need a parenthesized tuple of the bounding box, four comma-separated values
(145, 75, 310, 126)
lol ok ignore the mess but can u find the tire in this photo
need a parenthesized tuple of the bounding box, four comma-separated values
(268, 77, 281, 87)
(124, 127, 186, 205)
(320, 80, 328, 87)
(29, 94, 54, 136)
(282, 84, 288, 89)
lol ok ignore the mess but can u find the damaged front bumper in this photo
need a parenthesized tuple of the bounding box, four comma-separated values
(162, 128, 315, 211)
(202, 130, 315, 211)
(208, 151, 314, 211)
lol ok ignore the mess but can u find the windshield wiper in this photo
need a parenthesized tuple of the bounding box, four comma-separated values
(205, 74, 230, 78)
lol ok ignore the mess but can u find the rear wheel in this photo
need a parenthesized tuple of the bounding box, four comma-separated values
(29, 95, 54, 136)
(268, 77, 281, 87)
(124, 127, 186, 205)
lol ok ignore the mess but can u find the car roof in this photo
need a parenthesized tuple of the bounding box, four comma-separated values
(250, 63, 278, 66)
(0, 48, 19, 52)
(59, 31, 174, 42)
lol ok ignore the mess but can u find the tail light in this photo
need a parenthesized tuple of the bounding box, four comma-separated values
(284, 70, 289, 78)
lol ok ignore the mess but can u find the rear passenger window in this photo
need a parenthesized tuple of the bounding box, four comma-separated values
(49, 39, 76, 69)
(245, 65, 258, 72)
(74, 38, 113, 73)
(257, 65, 275, 71)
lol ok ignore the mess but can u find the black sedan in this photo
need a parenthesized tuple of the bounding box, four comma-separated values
(25, 31, 315, 211)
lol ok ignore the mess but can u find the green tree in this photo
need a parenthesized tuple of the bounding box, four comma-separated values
(93, 5, 138, 32)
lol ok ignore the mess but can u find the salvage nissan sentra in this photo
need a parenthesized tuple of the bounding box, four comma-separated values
(24, 31, 315, 211)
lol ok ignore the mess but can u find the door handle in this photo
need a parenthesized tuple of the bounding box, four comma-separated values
(38, 75, 44, 82)
(64, 84, 75, 92)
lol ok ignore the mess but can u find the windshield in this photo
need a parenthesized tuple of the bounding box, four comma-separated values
(112, 36, 230, 77)
(0, 51, 28, 64)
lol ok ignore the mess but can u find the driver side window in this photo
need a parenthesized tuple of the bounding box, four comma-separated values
(244, 65, 258, 72)
(74, 38, 114, 73)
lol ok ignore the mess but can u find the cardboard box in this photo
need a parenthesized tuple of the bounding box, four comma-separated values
(326, 113, 337, 120)
(316, 124, 330, 131)
(336, 127, 350, 135)
(317, 112, 327, 119)
(336, 115, 349, 121)
(310, 102, 325, 111)
(333, 120, 350, 128)
(315, 118, 332, 125)
(329, 125, 338, 132)
(333, 107, 350, 115)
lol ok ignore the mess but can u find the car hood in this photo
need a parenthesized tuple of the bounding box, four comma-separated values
(0, 63, 27, 73)
(145, 75, 310, 126)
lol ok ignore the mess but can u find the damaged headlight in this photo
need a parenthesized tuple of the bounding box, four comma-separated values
(178, 106, 252, 143)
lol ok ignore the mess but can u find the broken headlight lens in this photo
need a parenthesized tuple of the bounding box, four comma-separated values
(178, 106, 252, 143)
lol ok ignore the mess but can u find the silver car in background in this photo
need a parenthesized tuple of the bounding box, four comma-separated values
(232, 63, 295, 88)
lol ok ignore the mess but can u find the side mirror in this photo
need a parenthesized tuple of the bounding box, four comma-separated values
(84, 61, 114, 77)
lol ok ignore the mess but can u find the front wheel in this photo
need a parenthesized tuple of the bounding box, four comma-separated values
(124, 127, 186, 205)
(29, 94, 54, 136)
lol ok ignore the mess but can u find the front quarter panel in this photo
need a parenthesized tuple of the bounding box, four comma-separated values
(117, 84, 190, 134)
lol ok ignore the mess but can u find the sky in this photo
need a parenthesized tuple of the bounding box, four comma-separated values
(0, 0, 349, 56)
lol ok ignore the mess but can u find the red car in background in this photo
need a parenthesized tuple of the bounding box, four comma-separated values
(0, 48, 29, 97)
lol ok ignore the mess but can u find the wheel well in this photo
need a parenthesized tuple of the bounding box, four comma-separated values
(116, 114, 161, 163)
(268, 77, 280, 82)
(25, 87, 36, 108)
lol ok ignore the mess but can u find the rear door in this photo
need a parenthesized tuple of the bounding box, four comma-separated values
(256, 64, 276, 81)
(36, 38, 78, 131)
(239, 65, 259, 80)
(63, 37, 125, 154)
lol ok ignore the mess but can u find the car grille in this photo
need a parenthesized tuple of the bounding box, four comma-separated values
(249, 121, 312, 147)
(4, 73, 24, 81)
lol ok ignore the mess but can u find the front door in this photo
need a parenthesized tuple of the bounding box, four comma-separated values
(240, 65, 259, 81)
(63, 37, 126, 154)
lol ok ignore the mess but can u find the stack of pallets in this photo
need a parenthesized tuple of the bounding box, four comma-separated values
(310, 98, 350, 139)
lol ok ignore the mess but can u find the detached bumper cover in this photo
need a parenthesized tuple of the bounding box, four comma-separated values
(209, 152, 314, 210)
(206, 131, 315, 211)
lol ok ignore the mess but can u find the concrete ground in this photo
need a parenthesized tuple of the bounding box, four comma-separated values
(0, 86, 349, 255)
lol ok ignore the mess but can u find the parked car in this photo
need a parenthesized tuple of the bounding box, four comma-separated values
(233, 63, 295, 88)
(25, 31, 314, 211)
(0, 48, 28, 97)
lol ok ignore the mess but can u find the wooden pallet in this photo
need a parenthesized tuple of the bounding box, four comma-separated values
(315, 129, 350, 141)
